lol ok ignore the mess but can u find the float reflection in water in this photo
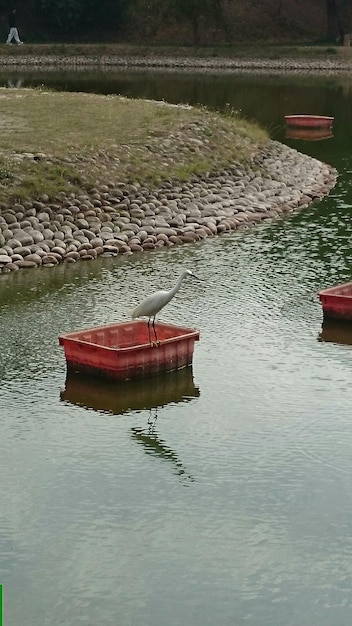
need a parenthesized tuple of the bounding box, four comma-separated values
(285, 128, 333, 141)
(318, 318, 352, 346)
(60, 366, 200, 415)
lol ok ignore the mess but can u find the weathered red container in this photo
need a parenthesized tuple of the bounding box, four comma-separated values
(285, 115, 334, 128)
(318, 282, 352, 321)
(59, 320, 200, 381)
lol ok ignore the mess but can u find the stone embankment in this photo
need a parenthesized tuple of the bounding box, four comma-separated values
(0, 140, 337, 273)
(1, 54, 352, 72)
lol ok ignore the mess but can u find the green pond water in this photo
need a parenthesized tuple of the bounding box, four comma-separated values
(1, 69, 352, 626)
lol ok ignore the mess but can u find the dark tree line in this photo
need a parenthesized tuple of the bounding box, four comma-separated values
(326, 0, 352, 40)
(0, 0, 351, 44)
(0, 0, 127, 38)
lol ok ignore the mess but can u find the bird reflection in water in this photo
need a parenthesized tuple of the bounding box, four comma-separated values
(131, 423, 195, 484)
(147, 408, 158, 432)
(61, 368, 198, 484)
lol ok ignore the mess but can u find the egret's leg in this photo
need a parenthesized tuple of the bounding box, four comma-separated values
(152, 317, 159, 345)
(147, 318, 152, 345)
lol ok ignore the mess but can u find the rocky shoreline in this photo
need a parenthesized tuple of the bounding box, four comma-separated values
(0, 140, 337, 273)
(1, 54, 352, 72)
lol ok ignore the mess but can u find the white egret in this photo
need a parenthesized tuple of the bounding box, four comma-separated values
(131, 270, 200, 345)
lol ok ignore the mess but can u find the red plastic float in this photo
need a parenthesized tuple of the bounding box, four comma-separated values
(59, 320, 200, 381)
(318, 282, 352, 321)
(285, 115, 334, 128)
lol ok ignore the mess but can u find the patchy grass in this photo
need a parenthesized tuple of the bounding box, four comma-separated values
(0, 87, 268, 202)
(0, 42, 351, 60)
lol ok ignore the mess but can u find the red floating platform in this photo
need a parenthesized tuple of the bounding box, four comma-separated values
(59, 320, 200, 381)
(285, 115, 334, 128)
(318, 282, 352, 321)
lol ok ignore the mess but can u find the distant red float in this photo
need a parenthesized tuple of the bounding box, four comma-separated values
(285, 115, 334, 128)
(318, 282, 352, 321)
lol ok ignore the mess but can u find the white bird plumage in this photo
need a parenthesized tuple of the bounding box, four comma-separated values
(131, 269, 199, 345)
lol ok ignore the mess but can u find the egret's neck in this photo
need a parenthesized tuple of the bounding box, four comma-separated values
(171, 273, 187, 297)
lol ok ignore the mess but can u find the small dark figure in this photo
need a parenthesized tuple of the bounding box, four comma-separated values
(6, 8, 23, 44)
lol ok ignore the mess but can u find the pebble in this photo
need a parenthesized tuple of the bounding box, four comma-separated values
(0, 140, 337, 273)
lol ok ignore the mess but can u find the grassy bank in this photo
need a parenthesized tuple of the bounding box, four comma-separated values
(0, 88, 268, 203)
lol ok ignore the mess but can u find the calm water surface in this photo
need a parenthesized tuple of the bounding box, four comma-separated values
(1, 69, 352, 626)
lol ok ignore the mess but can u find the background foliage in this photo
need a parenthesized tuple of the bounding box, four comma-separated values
(0, 0, 351, 44)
